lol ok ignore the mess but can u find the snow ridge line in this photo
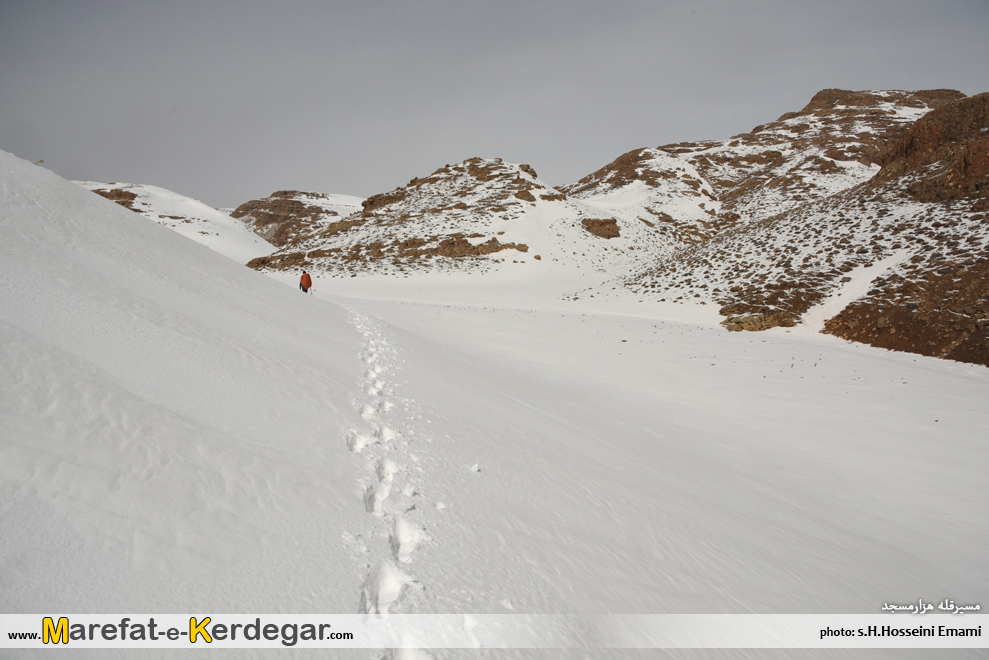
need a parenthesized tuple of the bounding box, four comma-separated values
(344, 310, 432, 620)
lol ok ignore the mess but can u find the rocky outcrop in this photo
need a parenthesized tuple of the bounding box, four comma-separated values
(561, 147, 720, 249)
(822, 259, 989, 364)
(664, 89, 965, 226)
(582, 218, 620, 239)
(608, 90, 989, 365)
(91, 187, 139, 211)
(232, 190, 363, 247)
(721, 310, 798, 332)
(872, 92, 989, 208)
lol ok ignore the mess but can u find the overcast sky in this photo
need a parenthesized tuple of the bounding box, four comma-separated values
(2, 1, 987, 208)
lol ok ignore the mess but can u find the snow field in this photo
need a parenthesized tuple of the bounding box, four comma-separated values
(332, 297, 988, 625)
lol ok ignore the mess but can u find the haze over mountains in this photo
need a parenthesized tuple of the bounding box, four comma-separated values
(76, 88, 989, 366)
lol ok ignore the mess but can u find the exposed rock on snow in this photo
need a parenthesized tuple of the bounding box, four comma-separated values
(811, 94, 989, 364)
(871, 91, 989, 205)
(605, 89, 989, 365)
(231, 190, 364, 247)
(247, 157, 676, 278)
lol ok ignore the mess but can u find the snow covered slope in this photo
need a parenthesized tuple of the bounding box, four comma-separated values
(75, 180, 277, 264)
(613, 92, 989, 366)
(664, 89, 963, 225)
(562, 89, 963, 243)
(248, 158, 673, 280)
(329, 295, 988, 626)
(3, 152, 368, 615)
(562, 147, 723, 249)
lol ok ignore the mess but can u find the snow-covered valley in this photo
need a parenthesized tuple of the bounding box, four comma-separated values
(2, 148, 987, 658)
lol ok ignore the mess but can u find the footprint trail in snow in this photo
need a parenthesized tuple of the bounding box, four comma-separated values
(345, 310, 434, 617)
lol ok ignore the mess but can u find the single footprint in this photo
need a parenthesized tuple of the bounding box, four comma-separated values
(347, 431, 377, 453)
(390, 517, 430, 563)
(376, 457, 399, 482)
(358, 561, 416, 615)
(364, 482, 391, 515)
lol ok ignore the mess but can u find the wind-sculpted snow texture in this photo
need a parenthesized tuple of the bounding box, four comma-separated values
(75, 180, 277, 264)
(248, 158, 674, 278)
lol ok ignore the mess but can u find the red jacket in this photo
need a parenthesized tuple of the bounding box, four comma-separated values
(300, 273, 312, 289)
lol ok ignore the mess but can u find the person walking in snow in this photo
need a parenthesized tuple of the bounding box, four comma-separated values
(299, 270, 313, 294)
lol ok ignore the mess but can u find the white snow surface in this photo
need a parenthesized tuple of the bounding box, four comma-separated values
(74, 180, 277, 264)
(4, 154, 365, 618)
(4, 152, 989, 658)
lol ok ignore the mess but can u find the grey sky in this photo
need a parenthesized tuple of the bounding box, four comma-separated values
(2, 0, 987, 208)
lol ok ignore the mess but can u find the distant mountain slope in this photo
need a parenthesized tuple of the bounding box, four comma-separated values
(561, 147, 722, 247)
(564, 89, 964, 238)
(75, 180, 277, 264)
(616, 92, 989, 366)
(230, 190, 364, 247)
(247, 157, 675, 278)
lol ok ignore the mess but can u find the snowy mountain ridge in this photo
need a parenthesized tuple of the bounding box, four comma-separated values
(246, 157, 676, 280)
(612, 91, 989, 365)
(247, 89, 963, 284)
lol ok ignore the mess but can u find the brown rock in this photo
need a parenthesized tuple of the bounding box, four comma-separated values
(873, 92, 989, 204)
(91, 188, 140, 212)
(581, 218, 620, 239)
(721, 311, 797, 331)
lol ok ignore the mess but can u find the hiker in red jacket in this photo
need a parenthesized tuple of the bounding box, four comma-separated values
(299, 270, 313, 294)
